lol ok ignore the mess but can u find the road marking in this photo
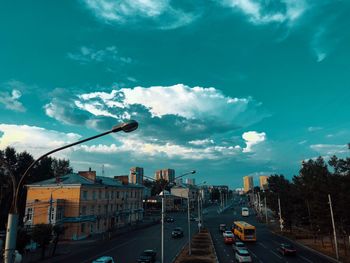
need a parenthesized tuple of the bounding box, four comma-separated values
(270, 250, 283, 259)
(298, 255, 313, 263)
(258, 242, 267, 249)
(81, 238, 137, 263)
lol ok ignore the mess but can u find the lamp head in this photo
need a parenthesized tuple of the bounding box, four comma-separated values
(112, 120, 138, 133)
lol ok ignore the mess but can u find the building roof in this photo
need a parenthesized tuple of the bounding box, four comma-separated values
(27, 173, 143, 189)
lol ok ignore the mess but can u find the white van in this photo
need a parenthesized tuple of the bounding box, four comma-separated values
(242, 207, 249, 217)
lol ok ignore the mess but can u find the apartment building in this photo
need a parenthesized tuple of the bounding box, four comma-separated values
(155, 169, 175, 182)
(24, 170, 144, 240)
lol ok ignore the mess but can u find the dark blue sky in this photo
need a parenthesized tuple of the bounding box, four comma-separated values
(1, 0, 349, 188)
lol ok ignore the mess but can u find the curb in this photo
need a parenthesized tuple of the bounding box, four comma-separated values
(271, 231, 340, 263)
(171, 242, 188, 263)
(208, 231, 219, 263)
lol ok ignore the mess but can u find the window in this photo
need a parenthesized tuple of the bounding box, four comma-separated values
(104, 205, 108, 214)
(117, 191, 120, 199)
(105, 190, 109, 199)
(92, 191, 96, 200)
(81, 223, 85, 233)
(99, 190, 102, 199)
(50, 208, 55, 221)
(110, 204, 113, 212)
(26, 207, 33, 221)
(98, 205, 101, 214)
(57, 207, 63, 220)
(111, 191, 114, 199)
(90, 205, 95, 214)
(82, 191, 88, 200)
(81, 206, 87, 215)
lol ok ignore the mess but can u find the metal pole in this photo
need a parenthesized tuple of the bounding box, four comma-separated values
(258, 192, 261, 213)
(161, 194, 164, 263)
(187, 195, 191, 255)
(264, 197, 268, 224)
(4, 214, 18, 263)
(197, 194, 200, 232)
(278, 196, 283, 232)
(49, 193, 53, 225)
(328, 194, 339, 261)
(200, 196, 204, 228)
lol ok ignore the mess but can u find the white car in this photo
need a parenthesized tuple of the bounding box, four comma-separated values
(232, 241, 247, 251)
(235, 249, 252, 263)
(92, 256, 115, 263)
(223, 230, 234, 238)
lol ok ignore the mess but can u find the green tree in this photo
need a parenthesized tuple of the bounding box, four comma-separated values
(31, 224, 52, 259)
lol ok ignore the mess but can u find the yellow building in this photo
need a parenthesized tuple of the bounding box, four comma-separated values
(259, 176, 269, 190)
(243, 176, 254, 193)
(24, 170, 144, 240)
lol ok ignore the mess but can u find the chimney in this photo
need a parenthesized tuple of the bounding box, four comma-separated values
(114, 175, 129, 185)
(79, 170, 96, 181)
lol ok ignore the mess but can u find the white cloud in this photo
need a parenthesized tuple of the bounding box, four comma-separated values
(0, 89, 26, 112)
(242, 131, 266, 153)
(307, 126, 323, 132)
(67, 46, 131, 64)
(310, 144, 348, 155)
(83, 0, 198, 29)
(0, 124, 81, 158)
(189, 139, 215, 146)
(220, 0, 307, 25)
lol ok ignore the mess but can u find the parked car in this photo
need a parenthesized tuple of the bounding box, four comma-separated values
(137, 249, 157, 263)
(165, 216, 174, 223)
(219, 224, 226, 232)
(92, 256, 115, 263)
(232, 241, 247, 251)
(223, 230, 234, 238)
(234, 249, 252, 263)
(278, 243, 296, 256)
(224, 236, 234, 244)
(172, 227, 184, 238)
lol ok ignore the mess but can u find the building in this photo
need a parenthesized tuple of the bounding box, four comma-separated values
(24, 170, 144, 241)
(259, 175, 269, 190)
(114, 175, 129, 185)
(243, 176, 254, 193)
(185, 178, 195, 185)
(155, 169, 175, 182)
(171, 185, 198, 210)
(175, 178, 183, 186)
(130, 167, 144, 184)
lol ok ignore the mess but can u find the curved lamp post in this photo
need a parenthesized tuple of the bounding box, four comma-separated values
(4, 120, 138, 263)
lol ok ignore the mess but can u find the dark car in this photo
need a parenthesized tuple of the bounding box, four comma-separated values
(219, 224, 226, 232)
(278, 243, 296, 256)
(190, 216, 196, 221)
(137, 249, 157, 263)
(172, 227, 184, 238)
(165, 216, 174, 223)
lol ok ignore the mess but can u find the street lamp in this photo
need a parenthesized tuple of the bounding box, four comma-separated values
(4, 120, 138, 263)
(196, 181, 206, 232)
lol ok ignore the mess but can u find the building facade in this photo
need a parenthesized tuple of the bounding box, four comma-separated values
(24, 170, 144, 241)
(171, 185, 198, 209)
(243, 176, 254, 193)
(130, 167, 144, 184)
(185, 178, 195, 185)
(155, 169, 175, 182)
(259, 175, 269, 190)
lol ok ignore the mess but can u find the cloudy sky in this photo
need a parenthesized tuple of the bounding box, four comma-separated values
(1, 0, 349, 188)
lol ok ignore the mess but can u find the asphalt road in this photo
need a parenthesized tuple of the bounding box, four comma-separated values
(53, 212, 197, 263)
(204, 198, 334, 263)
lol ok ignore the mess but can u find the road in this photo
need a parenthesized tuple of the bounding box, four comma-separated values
(48, 212, 197, 263)
(204, 198, 334, 263)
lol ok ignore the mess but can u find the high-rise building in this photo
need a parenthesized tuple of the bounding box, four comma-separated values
(155, 169, 175, 182)
(243, 176, 254, 193)
(259, 175, 269, 190)
(185, 178, 195, 185)
(130, 167, 144, 184)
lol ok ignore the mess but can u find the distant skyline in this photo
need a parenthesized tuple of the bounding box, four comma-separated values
(1, 1, 350, 188)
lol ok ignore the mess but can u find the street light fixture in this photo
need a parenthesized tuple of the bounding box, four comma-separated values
(4, 120, 138, 263)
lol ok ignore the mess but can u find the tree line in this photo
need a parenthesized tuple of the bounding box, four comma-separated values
(0, 146, 73, 231)
(259, 148, 350, 241)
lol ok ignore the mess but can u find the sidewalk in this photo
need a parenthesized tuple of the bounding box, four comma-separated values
(23, 217, 160, 263)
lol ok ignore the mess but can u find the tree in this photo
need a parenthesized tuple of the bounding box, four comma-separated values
(52, 159, 73, 178)
(31, 224, 52, 259)
(52, 225, 65, 256)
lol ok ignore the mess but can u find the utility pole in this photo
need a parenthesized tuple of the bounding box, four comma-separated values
(197, 194, 201, 232)
(49, 193, 53, 224)
(187, 194, 191, 255)
(278, 196, 283, 232)
(264, 196, 268, 224)
(161, 192, 164, 263)
(258, 192, 261, 213)
(328, 194, 339, 261)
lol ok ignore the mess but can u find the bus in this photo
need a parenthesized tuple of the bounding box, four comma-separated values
(241, 207, 249, 217)
(232, 221, 256, 241)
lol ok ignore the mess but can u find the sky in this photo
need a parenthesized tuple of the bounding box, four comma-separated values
(0, 0, 350, 188)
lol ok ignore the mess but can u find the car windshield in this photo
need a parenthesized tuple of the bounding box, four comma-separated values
(237, 250, 249, 256)
(236, 242, 245, 247)
(244, 229, 255, 235)
(283, 244, 294, 249)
